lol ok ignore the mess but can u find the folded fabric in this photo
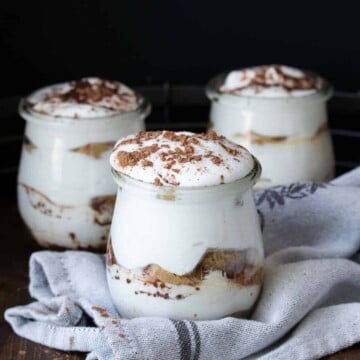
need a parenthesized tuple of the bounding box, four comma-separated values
(5, 167, 360, 360)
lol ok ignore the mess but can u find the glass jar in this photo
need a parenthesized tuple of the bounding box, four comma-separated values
(206, 72, 335, 189)
(17, 96, 150, 251)
(107, 159, 263, 320)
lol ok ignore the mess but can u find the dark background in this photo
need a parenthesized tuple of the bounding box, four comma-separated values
(1, 0, 360, 95)
(0, 1, 360, 201)
(0, 5, 360, 358)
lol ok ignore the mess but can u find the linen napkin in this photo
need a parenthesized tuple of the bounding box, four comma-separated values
(5, 167, 360, 360)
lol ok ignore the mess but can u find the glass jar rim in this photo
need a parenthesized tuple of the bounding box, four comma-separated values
(18, 93, 151, 125)
(111, 154, 261, 196)
(206, 69, 333, 105)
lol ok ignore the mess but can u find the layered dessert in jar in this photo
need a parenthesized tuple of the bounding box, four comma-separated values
(17, 77, 150, 250)
(107, 130, 263, 320)
(206, 65, 335, 189)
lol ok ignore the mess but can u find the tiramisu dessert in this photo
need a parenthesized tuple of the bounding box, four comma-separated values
(107, 131, 263, 320)
(17, 77, 150, 250)
(206, 65, 335, 188)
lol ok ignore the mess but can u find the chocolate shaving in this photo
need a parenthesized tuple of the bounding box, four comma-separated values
(221, 65, 321, 94)
(38, 78, 139, 113)
(112, 130, 247, 186)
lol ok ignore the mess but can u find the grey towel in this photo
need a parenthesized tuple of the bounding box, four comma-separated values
(5, 167, 360, 360)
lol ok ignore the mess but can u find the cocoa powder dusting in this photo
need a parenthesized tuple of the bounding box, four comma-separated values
(223, 65, 321, 94)
(39, 78, 139, 112)
(154, 177, 162, 186)
(91, 306, 110, 318)
(116, 144, 160, 167)
(112, 130, 247, 186)
(142, 159, 153, 167)
(211, 156, 223, 165)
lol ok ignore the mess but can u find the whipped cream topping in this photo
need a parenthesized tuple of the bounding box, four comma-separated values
(110, 131, 254, 187)
(26, 77, 139, 118)
(220, 65, 322, 98)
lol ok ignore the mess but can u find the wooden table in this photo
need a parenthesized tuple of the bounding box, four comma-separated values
(0, 203, 359, 359)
